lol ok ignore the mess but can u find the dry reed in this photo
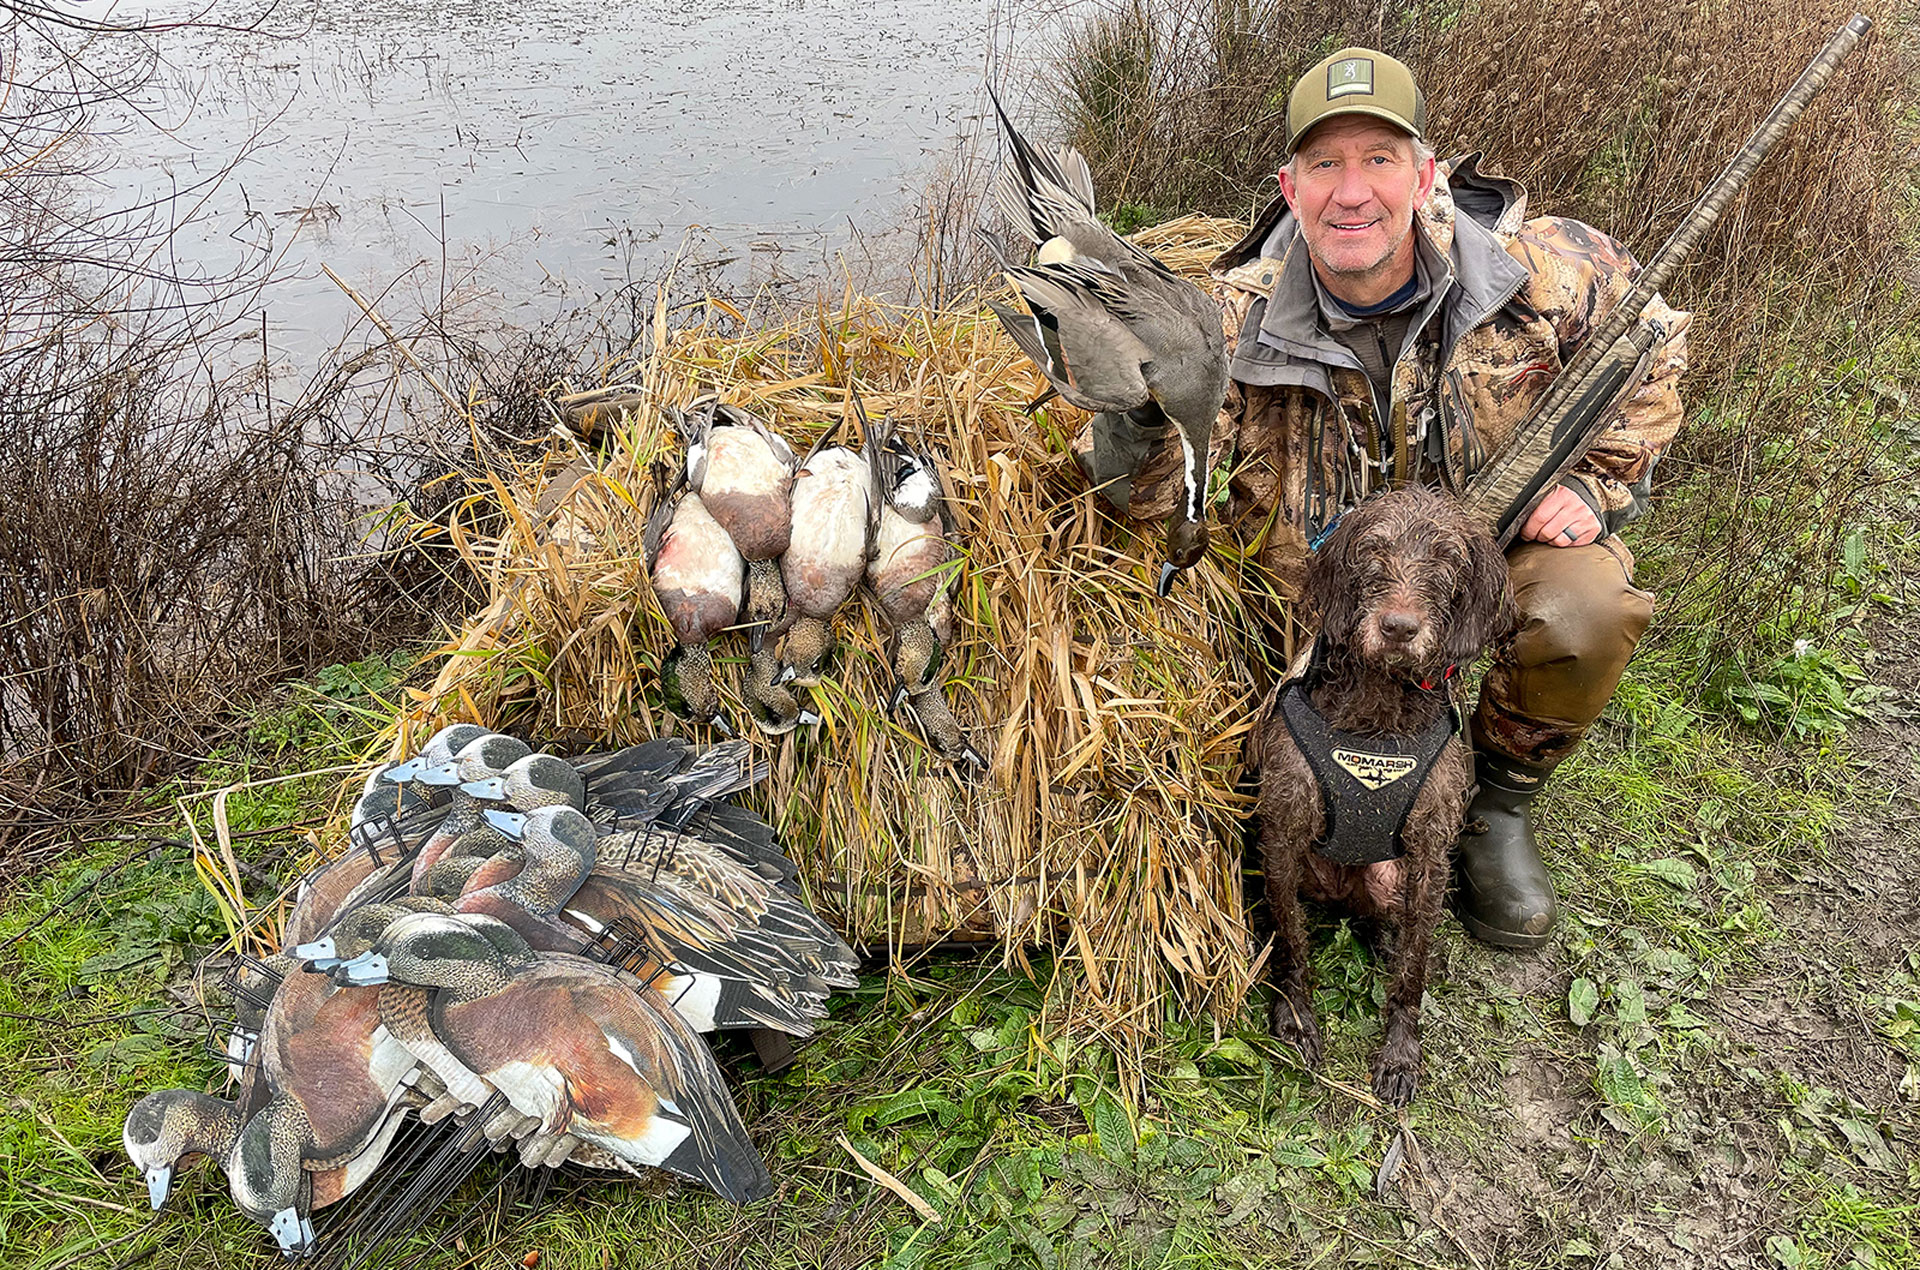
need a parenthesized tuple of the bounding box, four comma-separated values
(383, 217, 1280, 1057)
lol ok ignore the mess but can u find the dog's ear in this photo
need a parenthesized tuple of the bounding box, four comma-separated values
(1304, 513, 1364, 642)
(1442, 521, 1518, 664)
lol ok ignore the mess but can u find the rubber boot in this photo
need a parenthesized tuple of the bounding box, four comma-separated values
(1456, 749, 1559, 949)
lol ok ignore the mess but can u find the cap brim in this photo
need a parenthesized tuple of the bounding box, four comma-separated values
(1285, 106, 1422, 158)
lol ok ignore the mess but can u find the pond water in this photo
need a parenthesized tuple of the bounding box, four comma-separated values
(38, 0, 1042, 365)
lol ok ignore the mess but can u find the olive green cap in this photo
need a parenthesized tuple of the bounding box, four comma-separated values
(1285, 47, 1426, 158)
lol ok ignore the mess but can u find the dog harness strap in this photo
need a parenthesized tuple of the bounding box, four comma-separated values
(1277, 675, 1458, 866)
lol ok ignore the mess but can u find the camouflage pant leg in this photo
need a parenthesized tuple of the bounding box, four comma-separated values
(1472, 537, 1654, 766)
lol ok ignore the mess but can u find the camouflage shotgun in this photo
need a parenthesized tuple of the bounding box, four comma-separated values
(1462, 13, 1874, 548)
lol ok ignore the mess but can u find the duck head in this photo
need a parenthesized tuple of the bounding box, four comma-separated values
(662, 644, 733, 736)
(1157, 515, 1210, 598)
(331, 912, 530, 995)
(461, 752, 585, 811)
(480, 804, 599, 891)
(292, 899, 446, 968)
(122, 1089, 243, 1210)
(381, 723, 493, 785)
(745, 646, 819, 737)
(776, 616, 836, 689)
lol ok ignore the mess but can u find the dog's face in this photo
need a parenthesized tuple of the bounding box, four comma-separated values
(1306, 488, 1517, 677)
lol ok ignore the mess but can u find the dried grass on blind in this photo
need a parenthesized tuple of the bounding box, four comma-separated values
(376, 216, 1287, 1051)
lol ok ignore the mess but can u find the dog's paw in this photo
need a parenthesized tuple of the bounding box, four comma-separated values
(1371, 1032, 1422, 1106)
(1267, 993, 1324, 1069)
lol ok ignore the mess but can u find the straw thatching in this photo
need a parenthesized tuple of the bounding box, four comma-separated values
(388, 215, 1300, 1054)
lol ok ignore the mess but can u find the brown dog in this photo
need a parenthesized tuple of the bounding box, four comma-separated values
(1255, 486, 1515, 1104)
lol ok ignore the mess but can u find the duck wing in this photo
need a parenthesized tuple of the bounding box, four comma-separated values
(989, 266, 1155, 413)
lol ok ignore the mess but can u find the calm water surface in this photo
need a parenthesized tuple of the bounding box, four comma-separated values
(48, 0, 1020, 362)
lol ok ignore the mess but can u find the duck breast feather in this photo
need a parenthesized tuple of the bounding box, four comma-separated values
(699, 429, 793, 561)
(782, 448, 874, 620)
(868, 508, 951, 625)
(652, 494, 744, 646)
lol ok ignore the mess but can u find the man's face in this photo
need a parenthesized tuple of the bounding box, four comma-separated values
(1278, 116, 1436, 301)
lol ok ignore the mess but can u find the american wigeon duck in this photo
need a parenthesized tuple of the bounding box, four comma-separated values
(864, 413, 985, 771)
(980, 89, 1228, 598)
(482, 805, 844, 1034)
(332, 911, 773, 1203)
(672, 399, 798, 653)
(778, 420, 877, 686)
(403, 733, 535, 892)
(645, 461, 746, 734)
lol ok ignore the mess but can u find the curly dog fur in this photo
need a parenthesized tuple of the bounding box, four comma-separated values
(1255, 486, 1516, 1105)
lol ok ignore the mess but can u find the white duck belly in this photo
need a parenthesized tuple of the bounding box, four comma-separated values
(699, 429, 792, 561)
(781, 448, 873, 620)
(652, 494, 744, 645)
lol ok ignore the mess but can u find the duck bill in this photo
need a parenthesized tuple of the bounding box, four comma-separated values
(332, 952, 390, 987)
(290, 937, 336, 963)
(412, 762, 463, 787)
(145, 1164, 172, 1210)
(460, 776, 508, 800)
(483, 808, 527, 839)
(1155, 560, 1183, 598)
(268, 1206, 315, 1254)
(381, 756, 425, 783)
(708, 714, 736, 739)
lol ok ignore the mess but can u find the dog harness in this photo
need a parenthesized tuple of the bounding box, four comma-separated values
(1278, 642, 1461, 866)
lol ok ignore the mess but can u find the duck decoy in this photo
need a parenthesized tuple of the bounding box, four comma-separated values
(478, 805, 847, 1033)
(645, 459, 746, 734)
(403, 733, 535, 892)
(672, 399, 798, 653)
(331, 911, 774, 1204)
(864, 411, 985, 771)
(979, 87, 1228, 598)
(777, 419, 877, 686)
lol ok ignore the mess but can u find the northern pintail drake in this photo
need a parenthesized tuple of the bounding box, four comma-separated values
(980, 89, 1228, 598)
(646, 462, 746, 734)
(672, 399, 798, 653)
(778, 420, 877, 686)
(331, 911, 773, 1203)
(864, 413, 984, 771)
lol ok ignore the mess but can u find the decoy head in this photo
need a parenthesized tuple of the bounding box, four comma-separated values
(662, 644, 732, 735)
(383, 723, 493, 784)
(776, 616, 836, 689)
(292, 899, 432, 968)
(330, 911, 527, 992)
(122, 1089, 242, 1210)
(511, 805, 600, 872)
(452, 733, 534, 787)
(464, 752, 585, 812)
(1157, 515, 1210, 598)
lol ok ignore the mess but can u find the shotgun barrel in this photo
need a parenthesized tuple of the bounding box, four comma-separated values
(1461, 13, 1874, 547)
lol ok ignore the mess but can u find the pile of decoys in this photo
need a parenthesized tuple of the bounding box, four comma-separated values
(647, 394, 986, 771)
(123, 724, 857, 1259)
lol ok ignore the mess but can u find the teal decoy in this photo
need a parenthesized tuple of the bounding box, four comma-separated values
(980, 88, 1228, 598)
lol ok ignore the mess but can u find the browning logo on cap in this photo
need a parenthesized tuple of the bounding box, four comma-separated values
(1332, 748, 1418, 790)
(1327, 57, 1374, 99)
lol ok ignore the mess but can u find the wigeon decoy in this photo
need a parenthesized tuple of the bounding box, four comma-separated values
(979, 88, 1228, 599)
(404, 733, 536, 892)
(646, 460, 746, 735)
(864, 412, 985, 771)
(672, 399, 798, 653)
(331, 911, 773, 1204)
(776, 418, 877, 687)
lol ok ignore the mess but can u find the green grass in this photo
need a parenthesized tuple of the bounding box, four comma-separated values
(4, 616, 1917, 1270)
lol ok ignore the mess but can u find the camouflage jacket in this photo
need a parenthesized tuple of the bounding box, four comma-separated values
(1081, 156, 1691, 601)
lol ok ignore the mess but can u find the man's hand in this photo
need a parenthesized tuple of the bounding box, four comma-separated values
(1520, 485, 1602, 547)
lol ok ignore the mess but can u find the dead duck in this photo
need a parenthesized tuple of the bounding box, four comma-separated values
(646, 460, 746, 734)
(778, 420, 877, 686)
(864, 413, 985, 771)
(332, 911, 773, 1203)
(481, 804, 845, 1033)
(744, 645, 818, 737)
(672, 399, 798, 653)
(979, 88, 1228, 598)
